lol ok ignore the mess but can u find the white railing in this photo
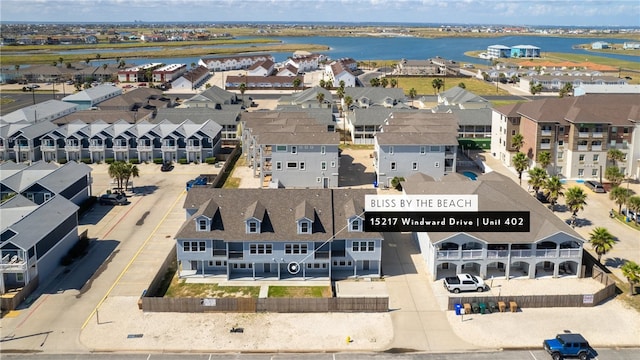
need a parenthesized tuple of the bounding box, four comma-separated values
(592, 132, 603, 138)
(186, 145, 201, 151)
(161, 145, 177, 151)
(535, 249, 557, 258)
(113, 145, 129, 151)
(577, 145, 588, 151)
(461, 249, 483, 259)
(436, 250, 460, 260)
(559, 248, 581, 258)
(541, 130, 552, 136)
(65, 145, 81, 151)
(511, 249, 533, 258)
(89, 145, 104, 151)
(540, 143, 551, 149)
(137, 145, 153, 151)
(591, 145, 602, 151)
(41, 145, 57, 151)
(578, 132, 589, 138)
(486, 250, 509, 258)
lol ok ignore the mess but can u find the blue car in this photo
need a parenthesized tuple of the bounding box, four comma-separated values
(543, 333, 592, 360)
(186, 176, 207, 191)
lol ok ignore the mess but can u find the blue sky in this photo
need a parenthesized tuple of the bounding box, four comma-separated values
(1, 0, 639, 27)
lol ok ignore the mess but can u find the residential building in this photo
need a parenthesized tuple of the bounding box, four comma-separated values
(591, 41, 610, 49)
(343, 87, 407, 109)
(152, 64, 187, 83)
(277, 86, 333, 109)
(154, 107, 240, 144)
(171, 66, 210, 91)
(174, 188, 383, 280)
(510, 45, 541, 58)
(199, 55, 275, 72)
(436, 87, 491, 110)
(487, 45, 511, 58)
(117, 63, 163, 83)
(402, 171, 584, 280)
(324, 58, 358, 88)
(573, 84, 640, 96)
(519, 75, 627, 93)
(180, 85, 240, 108)
(373, 112, 459, 187)
(225, 75, 303, 90)
(344, 108, 415, 145)
(285, 53, 325, 73)
(247, 60, 275, 77)
(3, 121, 57, 162)
(491, 94, 640, 179)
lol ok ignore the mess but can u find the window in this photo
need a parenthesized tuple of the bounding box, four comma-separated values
(352, 241, 375, 252)
(320, 146, 326, 154)
(26, 193, 34, 202)
(43, 193, 52, 202)
(434, 161, 440, 168)
(321, 161, 327, 170)
(16, 273, 24, 282)
(391, 162, 397, 171)
(593, 154, 599, 162)
(330, 161, 336, 168)
(579, 154, 585, 161)
(276, 145, 287, 152)
(412, 162, 418, 171)
(291, 146, 297, 154)
(198, 219, 208, 231)
(592, 169, 598, 177)
(285, 244, 308, 254)
(511, 130, 516, 136)
(350, 218, 361, 232)
(183, 241, 206, 252)
(578, 169, 584, 177)
(299, 162, 305, 171)
(299, 221, 311, 234)
(247, 221, 258, 233)
(276, 161, 282, 170)
(557, 151, 563, 159)
(287, 162, 298, 169)
(389, 146, 394, 154)
(430, 146, 440, 152)
(558, 140, 564, 147)
(249, 243, 272, 254)
(420, 146, 426, 154)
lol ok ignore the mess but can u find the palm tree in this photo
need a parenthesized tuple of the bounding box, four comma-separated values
(66, 62, 72, 69)
(58, 57, 64, 67)
(118, 59, 126, 69)
(85, 58, 91, 65)
(527, 167, 548, 196)
(319, 79, 326, 88)
(565, 186, 587, 216)
(339, 80, 345, 90)
(122, 162, 140, 191)
(325, 80, 333, 89)
(102, 63, 108, 71)
(536, 151, 551, 170)
(380, 78, 389, 88)
(511, 133, 524, 152)
(543, 176, 564, 211)
(457, 82, 466, 89)
(95, 53, 101, 60)
(108, 162, 126, 190)
(431, 78, 444, 94)
(512, 152, 529, 186)
(239, 83, 247, 104)
(408, 88, 417, 107)
(621, 261, 640, 296)
(607, 148, 625, 167)
(52, 61, 58, 67)
(609, 186, 631, 214)
(316, 92, 325, 106)
(559, 82, 573, 98)
(292, 77, 302, 92)
(510, 75, 519, 84)
(14, 64, 20, 72)
(390, 78, 397, 88)
(530, 83, 543, 95)
(628, 196, 640, 226)
(369, 78, 380, 87)
(605, 166, 625, 187)
(336, 87, 344, 101)
(343, 95, 353, 112)
(588, 227, 615, 263)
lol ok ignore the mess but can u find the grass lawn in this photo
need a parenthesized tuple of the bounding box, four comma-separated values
(395, 76, 511, 96)
(267, 286, 333, 298)
(165, 274, 260, 298)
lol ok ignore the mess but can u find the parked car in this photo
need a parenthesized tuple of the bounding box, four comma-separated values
(622, 208, 637, 221)
(584, 180, 605, 193)
(543, 333, 592, 360)
(99, 193, 129, 206)
(161, 161, 174, 172)
(186, 176, 207, 191)
(443, 273, 486, 293)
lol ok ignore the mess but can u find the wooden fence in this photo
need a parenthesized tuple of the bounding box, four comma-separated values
(446, 265, 618, 310)
(1, 276, 39, 312)
(141, 296, 389, 313)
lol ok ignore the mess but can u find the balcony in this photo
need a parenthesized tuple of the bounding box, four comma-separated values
(510, 249, 533, 258)
(14, 145, 31, 152)
(137, 145, 153, 151)
(228, 251, 243, 260)
(578, 132, 589, 138)
(436, 249, 483, 260)
(535, 249, 557, 258)
(41, 144, 57, 151)
(113, 145, 129, 151)
(577, 145, 588, 151)
(540, 143, 551, 150)
(591, 145, 602, 151)
(559, 248, 581, 258)
(212, 249, 227, 257)
(89, 144, 105, 152)
(592, 132, 603, 138)
(486, 250, 509, 258)
(65, 145, 81, 152)
(0, 254, 27, 271)
(161, 145, 177, 151)
(540, 130, 552, 136)
(186, 145, 201, 152)
(314, 251, 330, 259)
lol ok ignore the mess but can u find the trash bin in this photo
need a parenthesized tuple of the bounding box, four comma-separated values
(373, 181, 379, 188)
(454, 303, 462, 315)
(479, 302, 487, 314)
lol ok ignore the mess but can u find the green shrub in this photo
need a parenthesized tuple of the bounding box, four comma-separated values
(390, 176, 405, 190)
(105, 158, 115, 164)
(153, 158, 164, 164)
(81, 158, 92, 164)
(58, 158, 68, 164)
(129, 158, 140, 164)
(178, 158, 188, 164)
(205, 157, 217, 164)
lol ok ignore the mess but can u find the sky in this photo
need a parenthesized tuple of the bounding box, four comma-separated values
(1, 0, 639, 27)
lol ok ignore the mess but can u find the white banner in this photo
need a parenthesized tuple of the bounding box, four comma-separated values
(365, 194, 478, 212)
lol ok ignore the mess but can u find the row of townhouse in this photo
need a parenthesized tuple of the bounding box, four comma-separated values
(324, 58, 358, 88)
(225, 75, 304, 90)
(1, 161, 92, 301)
(199, 55, 275, 72)
(117, 63, 164, 83)
(2, 63, 123, 84)
(519, 75, 628, 92)
(491, 94, 640, 180)
(285, 53, 326, 73)
(402, 171, 584, 280)
(486, 44, 541, 58)
(175, 188, 382, 280)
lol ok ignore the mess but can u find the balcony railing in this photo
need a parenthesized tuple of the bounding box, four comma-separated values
(212, 249, 227, 257)
(559, 248, 581, 258)
(0, 254, 27, 271)
(65, 145, 81, 151)
(577, 145, 588, 151)
(137, 145, 153, 151)
(161, 145, 177, 151)
(578, 132, 589, 138)
(186, 145, 201, 151)
(535, 249, 557, 258)
(461, 249, 483, 259)
(314, 251, 330, 259)
(541, 130, 552, 136)
(486, 250, 509, 258)
(511, 249, 533, 258)
(41, 145, 57, 151)
(14, 145, 31, 151)
(228, 251, 243, 259)
(540, 143, 551, 150)
(89, 145, 104, 151)
(592, 132, 603, 138)
(591, 145, 602, 151)
(113, 145, 129, 151)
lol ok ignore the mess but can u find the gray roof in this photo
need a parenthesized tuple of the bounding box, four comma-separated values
(348, 108, 416, 126)
(278, 86, 332, 105)
(12, 121, 58, 139)
(154, 107, 240, 125)
(184, 85, 237, 105)
(0, 195, 38, 232)
(0, 100, 78, 124)
(401, 171, 583, 244)
(1, 161, 59, 193)
(437, 108, 493, 126)
(438, 87, 489, 106)
(176, 188, 381, 242)
(0, 161, 29, 181)
(1, 195, 78, 250)
(35, 161, 92, 194)
(344, 87, 406, 105)
(257, 131, 339, 145)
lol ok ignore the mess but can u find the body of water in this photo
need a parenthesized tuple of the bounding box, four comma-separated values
(79, 35, 638, 67)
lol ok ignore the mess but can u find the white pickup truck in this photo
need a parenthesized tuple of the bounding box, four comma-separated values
(443, 274, 486, 293)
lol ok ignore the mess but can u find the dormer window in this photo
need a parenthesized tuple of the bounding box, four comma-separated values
(197, 219, 208, 231)
(350, 218, 362, 232)
(298, 220, 311, 234)
(247, 220, 259, 233)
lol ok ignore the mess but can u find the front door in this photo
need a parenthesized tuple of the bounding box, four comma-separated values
(363, 260, 370, 271)
(264, 263, 271, 273)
